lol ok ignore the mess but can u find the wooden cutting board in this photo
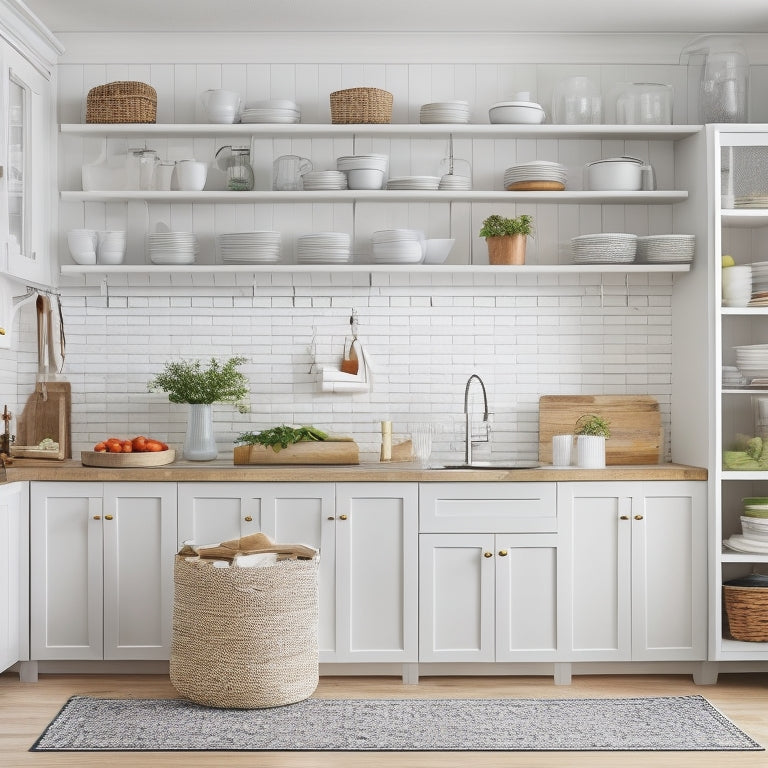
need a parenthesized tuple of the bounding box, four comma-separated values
(234, 439, 359, 465)
(15, 382, 72, 459)
(538, 395, 663, 465)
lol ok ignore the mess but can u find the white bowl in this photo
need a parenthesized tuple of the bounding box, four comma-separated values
(586, 157, 643, 191)
(346, 168, 385, 190)
(70, 250, 97, 265)
(489, 102, 545, 124)
(423, 238, 455, 264)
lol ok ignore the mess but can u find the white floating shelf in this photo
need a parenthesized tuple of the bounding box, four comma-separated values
(721, 209, 768, 228)
(61, 189, 688, 204)
(60, 123, 702, 140)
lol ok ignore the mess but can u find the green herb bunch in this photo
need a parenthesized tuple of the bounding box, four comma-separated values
(148, 356, 250, 412)
(479, 214, 534, 239)
(574, 414, 611, 438)
(236, 425, 329, 452)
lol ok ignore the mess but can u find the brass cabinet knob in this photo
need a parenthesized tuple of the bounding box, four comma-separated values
(498, 550, 508, 556)
(104, 514, 114, 520)
(92, 515, 101, 520)
(339, 514, 348, 520)
(483, 551, 493, 558)
(619, 515, 630, 520)
(244, 516, 253, 522)
(634, 515, 644, 520)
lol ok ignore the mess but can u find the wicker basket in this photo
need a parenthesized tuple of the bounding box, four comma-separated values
(170, 556, 319, 708)
(330, 87, 393, 124)
(723, 584, 768, 641)
(86, 81, 157, 124)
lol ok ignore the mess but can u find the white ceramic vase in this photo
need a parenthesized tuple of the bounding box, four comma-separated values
(183, 403, 218, 461)
(576, 435, 606, 469)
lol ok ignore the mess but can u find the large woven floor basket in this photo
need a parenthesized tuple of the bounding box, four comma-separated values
(330, 87, 393, 124)
(86, 81, 157, 123)
(171, 556, 319, 708)
(723, 584, 768, 641)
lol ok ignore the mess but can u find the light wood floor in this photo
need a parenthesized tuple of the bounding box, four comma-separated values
(1, 672, 767, 767)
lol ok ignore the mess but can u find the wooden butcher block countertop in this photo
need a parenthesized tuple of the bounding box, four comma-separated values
(5, 457, 707, 482)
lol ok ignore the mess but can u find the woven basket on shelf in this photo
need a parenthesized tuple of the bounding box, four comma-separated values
(723, 584, 768, 641)
(86, 81, 157, 124)
(330, 87, 393, 124)
(170, 556, 319, 709)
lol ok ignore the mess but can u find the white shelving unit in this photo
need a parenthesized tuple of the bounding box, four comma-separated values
(710, 124, 768, 663)
(58, 122, 701, 277)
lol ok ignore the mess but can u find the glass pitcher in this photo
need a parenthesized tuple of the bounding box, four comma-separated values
(273, 154, 313, 191)
(226, 147, 255, 191)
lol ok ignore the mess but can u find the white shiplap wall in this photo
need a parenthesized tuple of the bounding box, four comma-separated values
(18, 35, 729, 461)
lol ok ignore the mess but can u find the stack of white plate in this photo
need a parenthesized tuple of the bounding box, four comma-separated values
(439, 174, 472, 190)
(301, 171, 348, 190)
(386, 176, 441, 190)
(217, 231, 281, 264)
(722, 365, 747, 387)
(419, 100, 471, 124)
(146, 232, 198, 265)
(503, 161, 567, 191)
(371, 229, 425, 264)
(735, 344, 768, 382)
(571, 233, 637, 264)
(240, 99, 300, 124)
(296, 233, 351, 264)
(750, 262, 768, 304)
(636, 234, 695, 263)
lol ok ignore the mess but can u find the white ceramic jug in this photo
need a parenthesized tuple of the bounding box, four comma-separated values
(273, 155, 313, 191)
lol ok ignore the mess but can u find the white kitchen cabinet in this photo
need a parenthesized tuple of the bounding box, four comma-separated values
(0, 38, 53, 286)
(0, 481, 28, 673)
(559, 481, 707, 662)
(419, 482, 563, 664)
(178, 481, 417, 664)
(30, 481, 177, 661)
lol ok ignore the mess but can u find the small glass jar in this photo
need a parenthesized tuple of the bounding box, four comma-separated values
(226, 147, 255, 191)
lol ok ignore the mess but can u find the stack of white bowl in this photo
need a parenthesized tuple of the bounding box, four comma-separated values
(371, 229, 425, 264)
(146, 232, 198, 265)
(722, 365, 747, 387)
(301, 171, 348, 190)
(217, 232, 281, 264)
(722, 265, 752, 307)
(386, 176, 440, 191)
(336, 154, 388, 190)
(734, 344, 768, 383)
(67, 229, 97, 265)
(97, 230, 127, 265)
(438, 173, 472, 191)
(636, 234, 695, 264)
(296, 233, 351, 264)
(503, 161, 567, 191)
(571, 233, 637, 264)
(240, 99, 300, 124)
(489, 101, 546, 124)
(419, 100, 471, 124)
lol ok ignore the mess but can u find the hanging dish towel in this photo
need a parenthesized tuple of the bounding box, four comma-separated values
(319, 338, 372, 393)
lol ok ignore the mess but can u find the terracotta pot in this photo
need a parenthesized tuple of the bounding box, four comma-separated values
(486, 234, 526, 265)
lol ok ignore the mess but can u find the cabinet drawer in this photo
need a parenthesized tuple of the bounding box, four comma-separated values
(419, 482, 557, 533)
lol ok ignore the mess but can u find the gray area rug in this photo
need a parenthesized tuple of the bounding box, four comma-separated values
(31, 694, 763, 752)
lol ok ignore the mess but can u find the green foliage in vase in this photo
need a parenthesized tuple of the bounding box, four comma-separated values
(574, 413, 611, 438)
(479, 214, 534, 238)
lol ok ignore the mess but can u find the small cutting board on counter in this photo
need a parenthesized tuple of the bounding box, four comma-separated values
(234, 438, 359, 465)
(538, 395, 663, 465)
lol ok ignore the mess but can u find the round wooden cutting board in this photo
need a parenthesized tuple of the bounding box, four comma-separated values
(81, 449, 176, 467)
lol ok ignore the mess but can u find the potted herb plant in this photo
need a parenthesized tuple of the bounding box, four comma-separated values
(574, 413, 611, 469)
(479, 213, 534, 265)
(148, 356, 250, 461)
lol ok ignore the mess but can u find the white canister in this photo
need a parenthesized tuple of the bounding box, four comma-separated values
(586, 156, 642, 191)
(552, 434, 574, 467)
(155, 162, 175, 191)
(174, 160, 208, 191)
(576, 435, 606, 469)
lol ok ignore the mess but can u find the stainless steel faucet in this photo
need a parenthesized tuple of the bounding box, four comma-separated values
(464, 374, 490, 465)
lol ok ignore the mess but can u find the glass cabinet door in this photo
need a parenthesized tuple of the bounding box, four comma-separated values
(7, 71, 25, 264)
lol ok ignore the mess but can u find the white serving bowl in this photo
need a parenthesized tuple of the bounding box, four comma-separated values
(489, 101, 545, 124)
(741, 516, 768, 541)
(423, 238, 455, 264)
(586, 156, 643, 191)
(69, 249, 97, 265)
(67, 229, 97, 263)
(346, 168, 385, 190)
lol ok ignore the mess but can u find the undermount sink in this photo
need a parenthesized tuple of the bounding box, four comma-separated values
(435, 461, 542, 470)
